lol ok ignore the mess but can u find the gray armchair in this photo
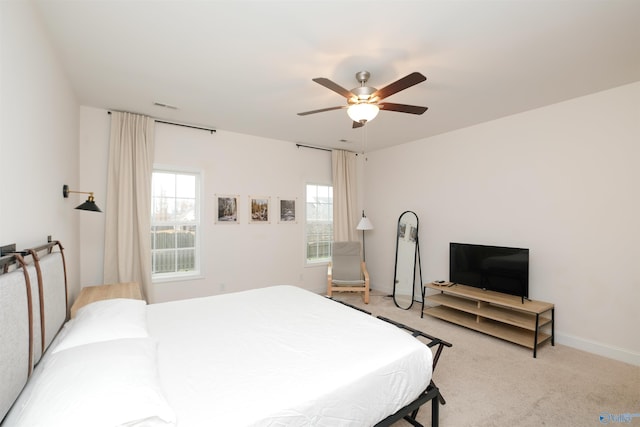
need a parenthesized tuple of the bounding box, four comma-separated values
(327, 241, 370, 304)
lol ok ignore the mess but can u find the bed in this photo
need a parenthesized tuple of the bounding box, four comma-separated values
(1, 240, 449, 427)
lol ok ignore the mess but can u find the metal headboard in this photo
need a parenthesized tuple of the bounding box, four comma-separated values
(0, 245, 33, 421)
(0, 238, 69, 422)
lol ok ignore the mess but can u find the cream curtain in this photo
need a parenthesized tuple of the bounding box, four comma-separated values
(332, 149, 358, 242)
(103, 112, 155, 302)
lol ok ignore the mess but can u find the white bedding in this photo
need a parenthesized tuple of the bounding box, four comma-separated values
(3, 299, 175, 427)
(147, 285, 432, 426)
(3, 285, 432, 427)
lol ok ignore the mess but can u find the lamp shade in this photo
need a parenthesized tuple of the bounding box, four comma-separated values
(75, 197, 102, 212)
(357, 216, 374, 230)
(347, 103, 379, 123)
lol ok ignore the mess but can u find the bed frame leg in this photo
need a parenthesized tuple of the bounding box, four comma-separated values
(432, 392, 439, 427)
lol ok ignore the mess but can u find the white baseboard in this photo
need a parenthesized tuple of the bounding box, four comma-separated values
(556, 332, 640, 367)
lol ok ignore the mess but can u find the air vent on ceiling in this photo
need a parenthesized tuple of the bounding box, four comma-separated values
(153, 102, 178, 110)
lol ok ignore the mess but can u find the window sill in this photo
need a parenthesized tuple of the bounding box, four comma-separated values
(152, 273, 204, 284)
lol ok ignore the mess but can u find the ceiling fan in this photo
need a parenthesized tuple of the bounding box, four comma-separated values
(297, 71, 428, 128)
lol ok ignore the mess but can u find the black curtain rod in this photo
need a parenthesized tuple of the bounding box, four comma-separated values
(108, 111, 216, 134)
(296, 144, 360, 155)
(296, 143, 331, 152)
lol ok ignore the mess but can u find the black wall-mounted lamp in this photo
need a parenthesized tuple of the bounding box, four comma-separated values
(62, 184, 102, 212)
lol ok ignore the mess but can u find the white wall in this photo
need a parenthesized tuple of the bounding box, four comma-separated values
(76, 107, 109, 288)
(364, 82, 640, 365)
(77, 107, 334, 302)
(0, 0, 80, 299)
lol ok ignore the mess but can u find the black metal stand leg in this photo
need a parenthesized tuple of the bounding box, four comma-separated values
(551, 308, 555, 346)
(533, 313, 540, 358)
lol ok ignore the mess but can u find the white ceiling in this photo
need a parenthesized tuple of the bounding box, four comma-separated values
(35, 0, 640, 152)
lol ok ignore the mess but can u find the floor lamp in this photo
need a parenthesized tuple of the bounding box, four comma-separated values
(356, 210, 374, 261)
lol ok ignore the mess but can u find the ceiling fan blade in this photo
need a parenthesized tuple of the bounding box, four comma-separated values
(297, 106, 345, 116)
(352, 121, 364, 129)
(312, 78, 355, 99)
(379, 102, 428, 115)
(372, 72, 427, 100)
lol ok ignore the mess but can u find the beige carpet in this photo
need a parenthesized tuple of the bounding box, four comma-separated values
(331, 290, 640, 427)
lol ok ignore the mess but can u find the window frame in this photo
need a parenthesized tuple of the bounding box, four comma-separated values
(151, 166, 203, 283)
(305, 183, 333, 265)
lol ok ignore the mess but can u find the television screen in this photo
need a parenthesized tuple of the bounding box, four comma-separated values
(449, 243, 529, 298)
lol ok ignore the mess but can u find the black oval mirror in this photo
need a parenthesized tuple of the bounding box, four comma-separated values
(392, 211, 422, 309)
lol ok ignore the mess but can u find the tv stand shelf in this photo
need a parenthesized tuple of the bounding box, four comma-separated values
(422, 283, 554, 357)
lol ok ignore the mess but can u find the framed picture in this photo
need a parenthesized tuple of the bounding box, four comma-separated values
(249, 196, 270, 224)
(409, 226, 418, 242)
(278, 198, 297, 223)
(216, 195, 239, 224)
(398, 222, 406, 239)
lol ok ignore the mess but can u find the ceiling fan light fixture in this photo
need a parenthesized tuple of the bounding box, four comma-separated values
(347, 103, 379, 123)
(298, 71, 427, 126)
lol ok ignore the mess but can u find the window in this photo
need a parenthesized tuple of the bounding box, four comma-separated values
(306, 184, 333, 263)
(151, 169, 200, 280)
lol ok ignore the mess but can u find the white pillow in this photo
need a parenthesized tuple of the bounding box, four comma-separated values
(4, 338, 176, 427)
(53, 298, 148, 353)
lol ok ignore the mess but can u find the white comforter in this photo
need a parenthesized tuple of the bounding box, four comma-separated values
(147, 285, 432, 426)
(3, 285, 432, 427)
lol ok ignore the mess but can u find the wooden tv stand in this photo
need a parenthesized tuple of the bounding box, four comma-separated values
(422, 282, 554, 357)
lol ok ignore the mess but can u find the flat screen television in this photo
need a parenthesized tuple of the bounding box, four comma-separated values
(449, 243, 529, 299)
